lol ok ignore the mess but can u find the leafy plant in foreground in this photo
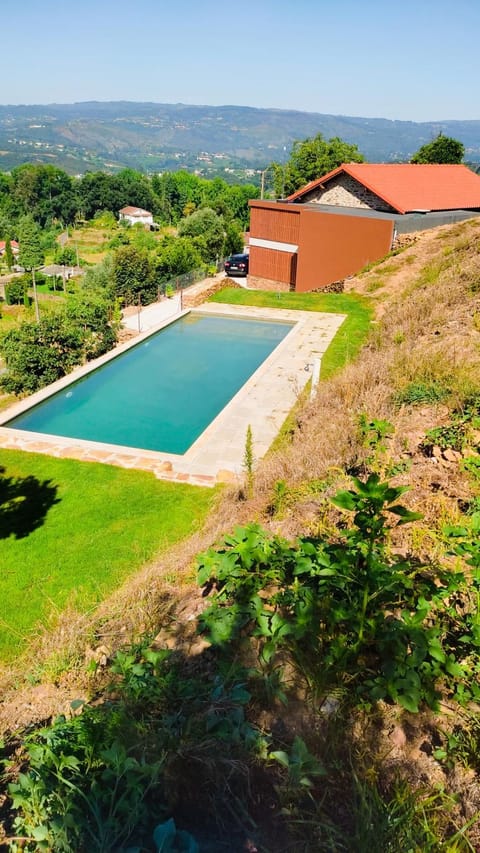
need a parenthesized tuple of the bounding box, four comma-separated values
(270, 735, 326, 793)
(9, 707, 165, 852)
(198, 475, 479, 711)
(125, 818, 199, 853)
(7, 644, 270, 851)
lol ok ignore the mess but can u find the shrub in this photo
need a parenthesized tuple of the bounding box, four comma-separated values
(197, 475, 480, 712)
(4, 278, 27, 305)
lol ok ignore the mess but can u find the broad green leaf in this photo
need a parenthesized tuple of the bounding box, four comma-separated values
(445, 657, 464, 678)
(428, 638, 446, 663)
(331, 490, 356, 511)
(32, 826, 50, 842)
(397, 692, 420, 713)
(153, 818, 177, 851)
(270, 750, 290, 768)
(389, 505, 423, 524)
(229, 684, 251, 704)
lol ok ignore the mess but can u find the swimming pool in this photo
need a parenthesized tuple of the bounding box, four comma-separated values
(5, 312, 294, 455)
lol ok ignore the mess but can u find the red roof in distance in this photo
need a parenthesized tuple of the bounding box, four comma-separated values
(119, 206, 152, 216)
(286, 163, 480, 214)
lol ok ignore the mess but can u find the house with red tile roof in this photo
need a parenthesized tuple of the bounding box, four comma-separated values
(0, 240, 19, 257)
(286, 163, 480, 214)
(248, 164, 480, 293)
(119, 206, 153, 226)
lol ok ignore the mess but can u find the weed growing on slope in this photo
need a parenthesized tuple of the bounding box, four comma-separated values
(5, 646, 269, 852)
(393, 380, 452, 406)
(197, 475, 480, 712)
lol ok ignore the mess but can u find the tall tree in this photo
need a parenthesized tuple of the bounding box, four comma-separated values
(177, 207, 225, 262)
(112, 245, 154, 305)
(18, 216, 44, 322)
(112, 168, 156, 215)
(4, 237, 13, 270)
(273, 133, 365, 196)
(151, 171, 203, 224)
(11, 164, 78, 225)
(410, 133, 465, 164)
(154, 236, 203, 281)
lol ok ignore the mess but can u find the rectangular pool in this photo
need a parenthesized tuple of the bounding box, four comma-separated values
(5, 312, 294, 455)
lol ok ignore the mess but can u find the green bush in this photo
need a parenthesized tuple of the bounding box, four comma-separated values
(197, 475, 480, 712)
(4, 278, 27, 305)
(7, 646, 267, 852)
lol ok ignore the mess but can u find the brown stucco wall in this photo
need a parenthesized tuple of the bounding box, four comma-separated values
(249, 203, 300, 243)
(249, 245, 297, 286)
(248, 199, 394, 293)
(295, 209, 394, 293)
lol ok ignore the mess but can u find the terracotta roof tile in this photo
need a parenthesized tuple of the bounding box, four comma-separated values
(287, 163, 480, 214)
(119, 206, 152, 216)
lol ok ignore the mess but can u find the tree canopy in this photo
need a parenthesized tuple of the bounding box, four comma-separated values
(17, 216, 44, 271)
(273, 133, 365, 196)
(0, 163, 257, 234)
(177, 207, 225, 263)
(410, 133, 465, 164)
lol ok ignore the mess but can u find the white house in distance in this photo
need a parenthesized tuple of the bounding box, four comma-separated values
(118, 206, 154, 227)
(0, 239, 19, 258)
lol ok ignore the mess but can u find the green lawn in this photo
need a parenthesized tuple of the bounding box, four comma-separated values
(33, 283, 67, 295)
(0, 450, 217, 661)
(208, 288, 372, 379)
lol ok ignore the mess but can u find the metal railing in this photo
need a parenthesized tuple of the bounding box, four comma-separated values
(158, 261, 224, 296)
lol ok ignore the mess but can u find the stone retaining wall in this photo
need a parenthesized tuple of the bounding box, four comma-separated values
(182, 276, 242, 308)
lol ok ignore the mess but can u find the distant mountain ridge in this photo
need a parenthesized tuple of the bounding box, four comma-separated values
(0, 101, 479, 176)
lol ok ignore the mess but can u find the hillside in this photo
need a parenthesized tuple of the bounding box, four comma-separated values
(1, 101, 480, 175)
(1, 219, 480, 850)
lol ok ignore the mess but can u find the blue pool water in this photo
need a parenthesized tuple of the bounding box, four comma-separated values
(6, 313, 293, 454)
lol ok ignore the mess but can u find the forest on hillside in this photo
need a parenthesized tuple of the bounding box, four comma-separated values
(1, 101, 479, 174)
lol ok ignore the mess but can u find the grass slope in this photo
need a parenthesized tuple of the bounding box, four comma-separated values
(208, 287, 372, 379)
(0, 450, 216, 661)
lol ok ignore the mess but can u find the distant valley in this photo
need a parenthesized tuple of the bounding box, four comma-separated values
(1, 101, 479, 178)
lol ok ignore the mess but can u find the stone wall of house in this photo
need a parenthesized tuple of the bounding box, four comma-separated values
(247, 275, 291, 292)
(301, 174, 397, 213)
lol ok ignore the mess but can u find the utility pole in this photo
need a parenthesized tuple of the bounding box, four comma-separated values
(260, 169, 266, 200)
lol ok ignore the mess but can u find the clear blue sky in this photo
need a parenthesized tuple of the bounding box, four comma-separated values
(3, 0, 478, 122)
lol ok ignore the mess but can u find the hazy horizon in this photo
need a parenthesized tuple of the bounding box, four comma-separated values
(2, 0, 478, 124)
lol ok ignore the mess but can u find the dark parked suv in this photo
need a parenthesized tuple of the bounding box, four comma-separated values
(224, 253, 249, 277)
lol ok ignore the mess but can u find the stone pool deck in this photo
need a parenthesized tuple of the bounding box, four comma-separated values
(0, 303, 346, 487)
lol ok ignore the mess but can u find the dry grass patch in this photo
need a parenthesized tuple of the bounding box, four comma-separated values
(232, 219, 480, 542)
